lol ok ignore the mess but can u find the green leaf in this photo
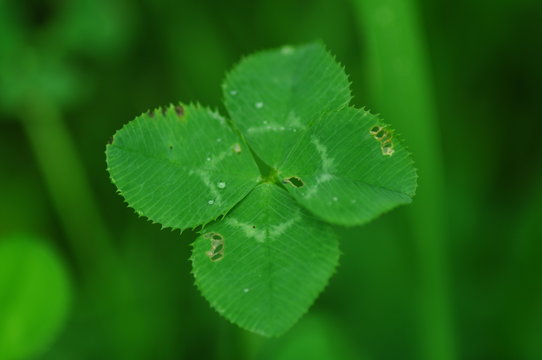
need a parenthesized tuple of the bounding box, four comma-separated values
(0, 234, 71, 360)
(106, 103, 260, 230)
(223, 42, 351, 168)
(106, 42, 417, 337)
(278, 107, 417, 226)
(191, 183, 339, 337)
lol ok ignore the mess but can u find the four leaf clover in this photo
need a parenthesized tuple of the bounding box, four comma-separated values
(106, 43, 417, 336)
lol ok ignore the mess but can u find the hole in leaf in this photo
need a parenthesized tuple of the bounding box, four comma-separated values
(210, 252, 223, 261)
(169, 145, 173, 150)
(370, 126, 381, 135)
(382, 146, 395, 156)
(204, 232, 225, 262)
(148, 110, 155, 118)
(370, 125, 395, 156)
(213, 243, 224, 253)
(284, 176, 304, 188)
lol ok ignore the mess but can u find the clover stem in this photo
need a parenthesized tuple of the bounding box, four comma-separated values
(353, 1, 457, 360)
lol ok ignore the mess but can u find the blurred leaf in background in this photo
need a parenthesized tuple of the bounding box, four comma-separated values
(0, 234, 71, 360)
(257, 313, 363, 360)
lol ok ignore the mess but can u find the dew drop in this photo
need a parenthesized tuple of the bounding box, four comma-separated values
(208, 200, 215, 205)
(230, 90, 238, 95)
(243, 288, 250, 293)
(255, 102, 264, 109)
(206, 157, 211, 161)
(216, 138, 222, 143)
(218, 181, 226, 189)
(280, 126, 285, 131)
(332, 196, 338, 202)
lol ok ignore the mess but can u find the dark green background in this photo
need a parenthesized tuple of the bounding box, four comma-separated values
(1, 0, 541, 359)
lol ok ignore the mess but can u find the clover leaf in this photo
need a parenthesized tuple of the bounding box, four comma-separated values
(106, 42, 417, 337)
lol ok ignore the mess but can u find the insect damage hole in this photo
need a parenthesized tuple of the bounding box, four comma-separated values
(284, 176, 304, 188)
(204, 232, 225, 262)
(370, 125, 395, 156)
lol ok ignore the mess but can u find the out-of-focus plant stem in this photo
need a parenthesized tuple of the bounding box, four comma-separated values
(352, 1, 457, 360)
(20, 96, 116, 281)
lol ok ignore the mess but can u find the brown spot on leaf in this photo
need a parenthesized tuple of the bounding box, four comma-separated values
(204, 232, 225, 262)
(175, 105, 184, 116)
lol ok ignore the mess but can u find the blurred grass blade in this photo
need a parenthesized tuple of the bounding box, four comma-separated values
(352, 0, 456, 359)
(21, 99, 115, 279)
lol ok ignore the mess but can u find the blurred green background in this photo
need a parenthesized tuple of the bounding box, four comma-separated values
(0, 0, 541, 359)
